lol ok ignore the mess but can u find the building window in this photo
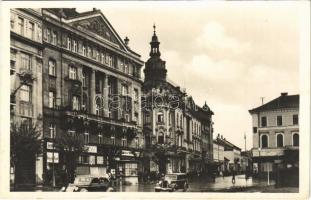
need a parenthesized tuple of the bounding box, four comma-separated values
(49, 123, 56, 138)
(98, 134, 103, 144)
(68, 130, 76, 137)
(122, 136, 127, 147)
(111, 135, 115, 145)
(20, 85, 31, 102)
(46, 28, 51, 42)
(20, 117, 32, 128)
(17, 17, 24, 35)
(261, 135, 268, 148)
(277, 116, 282, 126)
(84, 132, 89, 144)
(158, 133, 164, 144)
(101, 53, 105, 63)
(28, 21, 34, 39)
(135, 137, 139, 148)
(72, 96, 79, 111)
(124, 62, 128, 74)
(48, 91, 55, 108)
(121, 84, 128, 96)
(293, 133, 299, 146)
(144, 112, 150, 124)
(95, 98, 101, 115)
(69, 66, 77, 80)
(21, 53, 31, 70)
(82, 45, 86, 56)
(277, 134, 284, 147)
(52, 31, 57, 45)
(157, 112, 164, 123)
(261, 116, 267, 127)
(73, 40, 78, 52)
(67, 37, 71, 50)
(96, 50, 100, 61)
(253, 127, 257, 133)
(48, 59, 56, 76)
(134, 88, 139, 101)
(82, 72, 86, 87)
(293, 115, 298, 125)
(88, 47, 92, 57)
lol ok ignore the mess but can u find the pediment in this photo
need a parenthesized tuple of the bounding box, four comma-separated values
(69, 15, 127, 51)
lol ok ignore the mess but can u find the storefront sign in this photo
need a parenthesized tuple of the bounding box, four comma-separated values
(84, 145, 97, 153)
(46, 142, 54, 150)
(47, 152, 59, 163)
(121, 150, 140, 157)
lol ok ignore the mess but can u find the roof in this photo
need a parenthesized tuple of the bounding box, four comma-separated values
(249, 93, 299, 113)
(215, 137, 241, 151)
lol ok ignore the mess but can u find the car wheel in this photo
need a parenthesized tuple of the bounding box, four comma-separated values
(106, 187, 114, 192)
(80, 188, 88, 192)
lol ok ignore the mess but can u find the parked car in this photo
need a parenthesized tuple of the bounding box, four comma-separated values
(154, 173, 189, 192)
(64, 175, 115, 192)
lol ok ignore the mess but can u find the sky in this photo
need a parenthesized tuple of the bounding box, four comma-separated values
(77, 2, 300, 150)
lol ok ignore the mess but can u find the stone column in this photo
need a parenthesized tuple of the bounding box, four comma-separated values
(90, 69, 96, 114)
(103, 74, 109, 117)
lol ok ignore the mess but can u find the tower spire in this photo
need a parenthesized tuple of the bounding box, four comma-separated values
(149, 24, 161, 57)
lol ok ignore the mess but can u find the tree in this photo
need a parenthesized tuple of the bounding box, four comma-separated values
(55, 132, 85, 184)
(10, 122, 42, 188)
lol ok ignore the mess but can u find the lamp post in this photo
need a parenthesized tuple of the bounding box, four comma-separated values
(258, 147, 261, 179)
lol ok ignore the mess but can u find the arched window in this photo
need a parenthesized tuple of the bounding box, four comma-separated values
(277, 134, 284, 147)
(261, 135, 268, 148)
(293, 133, 299, 146)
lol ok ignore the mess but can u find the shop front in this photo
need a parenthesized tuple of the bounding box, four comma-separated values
(115, 150, 143, 185)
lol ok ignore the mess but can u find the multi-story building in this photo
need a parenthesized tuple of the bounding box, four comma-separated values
(213, 138, 225, 174)
(142, 26, 214, 175)
(249, 93, 299, 178)
(41, 8, 144, 185)
(10, 8, 43, 185)
(214, 136, 241, 173)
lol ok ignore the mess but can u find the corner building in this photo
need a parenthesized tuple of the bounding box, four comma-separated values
(41, 8, 144, 185)
(142, 27, 214, 175)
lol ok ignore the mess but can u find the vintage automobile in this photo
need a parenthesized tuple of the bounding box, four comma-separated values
(154, 173, 189, 192)
(64, 175, 115, 192)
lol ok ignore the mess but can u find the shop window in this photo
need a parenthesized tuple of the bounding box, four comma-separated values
(97, 156, 104, 165)
(89, 155, 96, 165)
(125, 163, 137, 176)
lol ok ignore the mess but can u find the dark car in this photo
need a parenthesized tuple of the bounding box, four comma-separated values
(66, 175, 114, 192)
(154, 173, 189, 192)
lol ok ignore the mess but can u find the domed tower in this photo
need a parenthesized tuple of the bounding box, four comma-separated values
(143, 24, 167, 89)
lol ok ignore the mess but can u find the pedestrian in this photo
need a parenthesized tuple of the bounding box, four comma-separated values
(232, 170, 236, 184)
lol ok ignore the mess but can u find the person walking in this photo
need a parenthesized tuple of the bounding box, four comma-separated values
(232, 169, 236, 184)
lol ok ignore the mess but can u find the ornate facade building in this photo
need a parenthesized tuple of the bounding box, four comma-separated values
(142, 26, 214, 175)
(40, 8, 144, 185)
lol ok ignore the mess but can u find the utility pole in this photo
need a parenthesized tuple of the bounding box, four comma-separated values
(244, 133, 246, 152)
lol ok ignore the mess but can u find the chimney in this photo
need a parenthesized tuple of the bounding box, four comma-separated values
(124, 36, 129, 46)
(281, 92, 288, 96)
(221, 135, 223, 139)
